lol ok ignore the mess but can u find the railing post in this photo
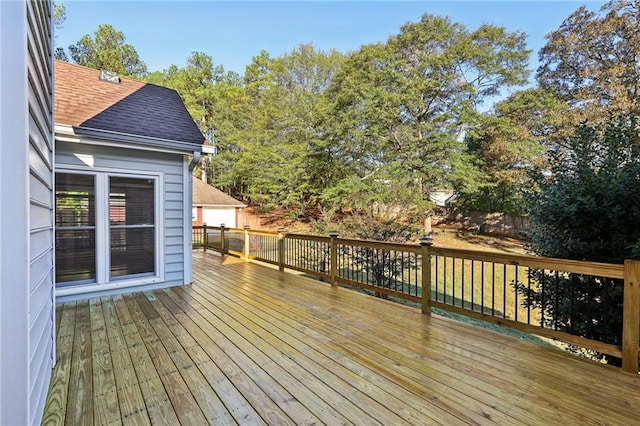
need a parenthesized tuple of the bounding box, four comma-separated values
(329, 231, 339, 287)
(277, 227, 285, 272)
(420, 235, 434, 315)
(220, 224, 226, 256)
(622, 259, 640, 373)
(203, 223, 208, 252)
(243, 225, 250, 261)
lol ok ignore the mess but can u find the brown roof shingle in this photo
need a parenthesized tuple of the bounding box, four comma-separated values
(193, 179, 245, 207)
(54, 60, 204, 146)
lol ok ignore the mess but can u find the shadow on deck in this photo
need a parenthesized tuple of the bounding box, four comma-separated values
(43, 251, 640, 425)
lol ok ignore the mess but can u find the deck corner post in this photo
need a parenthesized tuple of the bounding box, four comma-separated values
(622, 259, 640, 373)
(420, 235, 434, 315)
(220, 224, 226, 256)
(243, 225, 250, 261)
(329, 231, 339, 287)
(203, 223, 208, 252)
(277, 227, 286, 272)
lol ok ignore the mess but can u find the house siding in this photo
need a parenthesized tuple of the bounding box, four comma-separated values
(55, 141, 186, 298)
(27, 1, 55, 423)
(0, 0, 54, 424)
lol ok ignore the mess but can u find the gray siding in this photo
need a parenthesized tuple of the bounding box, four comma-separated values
(27, 1, 54, 424)
(56, 141, 186, 295)
(0, 0, 54, 424)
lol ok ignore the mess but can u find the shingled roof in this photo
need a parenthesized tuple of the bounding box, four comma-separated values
(193, 179, 245, 207)
(54, 60, 204, 146)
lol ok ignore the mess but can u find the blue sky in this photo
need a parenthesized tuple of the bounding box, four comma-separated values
(57, 1, 607, 81)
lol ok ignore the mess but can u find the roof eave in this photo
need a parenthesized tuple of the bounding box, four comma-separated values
(55, 123, 204, 154)
(194, 203, 247, 208)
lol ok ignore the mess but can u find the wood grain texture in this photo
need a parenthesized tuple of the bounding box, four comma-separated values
(42, 302, 76, 426)
(64, 300, 93, 426)
(42, 251, 640, 425)
(622, 260, 640, 372)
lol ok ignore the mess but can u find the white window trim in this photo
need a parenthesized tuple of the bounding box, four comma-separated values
(55, 165, 165, 296)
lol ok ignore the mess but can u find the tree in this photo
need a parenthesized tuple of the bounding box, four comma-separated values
(147, 52, 247, 197)
(461, 88, 566, 214)
(148, 52, 225, 128)
(53, 2, 69, 61)
(324, 14, 530, 210)
(230, 44, 343, 210)
(53, 2, 66, 28)
(68, 24, 147, 78)
(518, 116, 640, 364)
(537, 0, 640, 125)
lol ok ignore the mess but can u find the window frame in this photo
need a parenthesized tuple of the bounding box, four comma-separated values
(55, 166, 165, 295)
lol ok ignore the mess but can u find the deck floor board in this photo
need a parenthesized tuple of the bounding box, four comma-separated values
(43, 252, 640, 425)
(204, 265, 630, 424)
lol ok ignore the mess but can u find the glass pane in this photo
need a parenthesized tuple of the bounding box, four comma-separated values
(55, 229, 96, 283)
(55, 173, 95, 227)
(55, 173, 96, 284)
(109, 177, 154, 226)
(110, 227, 155, 278)
(110, 176, 155, 279)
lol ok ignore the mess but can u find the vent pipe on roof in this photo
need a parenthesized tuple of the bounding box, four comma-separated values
(99, 69, 121, 84)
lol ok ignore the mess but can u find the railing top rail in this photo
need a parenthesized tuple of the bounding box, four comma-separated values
(335, 237, 422, 254)
(249, 229, 279, 237)
(285, 233, 330, 243)
(431, 246, 624, 279)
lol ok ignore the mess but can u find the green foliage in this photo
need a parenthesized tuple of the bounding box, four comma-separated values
(320, 164, 431, 215)
(461, 88, 563, 214)
(537, 0, 640, 124)
(528, 116, 640, 261)
(53, 2, 66, 31)
(231, 44, 344, 209)
(68, 24, 147, 78)
(464, 1, 640, 214)
(147, 52, 247, 198)
(53, 2, 68, 60)
(519, 116, 640, 363)
(323, 14, 530, 211)
(315, 212, 422, 243)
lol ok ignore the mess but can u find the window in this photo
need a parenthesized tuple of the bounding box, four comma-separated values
(55, 174, 96, 283)
(55, 171, 161, 287)
(109, 177, 155, 279)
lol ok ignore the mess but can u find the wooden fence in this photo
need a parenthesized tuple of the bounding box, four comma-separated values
(193, 224, 640, 374)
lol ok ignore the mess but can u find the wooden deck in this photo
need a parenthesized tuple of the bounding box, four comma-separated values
(43, 252, 640, 425)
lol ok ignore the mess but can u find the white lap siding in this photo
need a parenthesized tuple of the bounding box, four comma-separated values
(55, 141, 186, 299)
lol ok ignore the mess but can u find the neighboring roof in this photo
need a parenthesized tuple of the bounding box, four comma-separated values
(193, 179, 246, 207)
(54, 60, 204, 146)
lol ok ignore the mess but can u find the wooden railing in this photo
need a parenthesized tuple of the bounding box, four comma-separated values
(193, 225, 640, 374)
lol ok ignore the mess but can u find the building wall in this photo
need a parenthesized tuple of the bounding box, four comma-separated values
(201, 206, 238, 228)
(55, 141, 186, 300)
(193, 205, 203, 226)
(0, 1, 54, 424)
